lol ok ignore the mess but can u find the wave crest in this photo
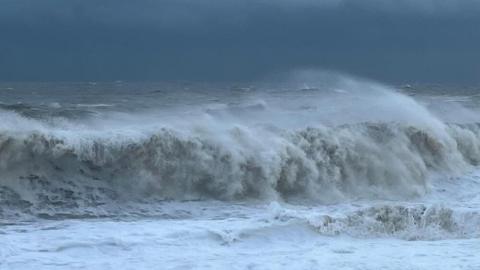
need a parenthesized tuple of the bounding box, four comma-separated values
(1, 121, 479, 218)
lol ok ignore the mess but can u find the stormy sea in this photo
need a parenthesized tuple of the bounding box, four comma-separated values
(1, 76, 480, 269)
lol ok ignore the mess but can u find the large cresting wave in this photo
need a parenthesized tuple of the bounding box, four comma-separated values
(1, 76, 480, 219)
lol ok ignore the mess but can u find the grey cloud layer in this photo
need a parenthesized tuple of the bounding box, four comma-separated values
(3, 0, 480, 25)
(1, 0, 479, 82)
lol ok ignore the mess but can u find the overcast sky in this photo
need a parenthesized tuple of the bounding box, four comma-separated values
(1, 0, 479, 83)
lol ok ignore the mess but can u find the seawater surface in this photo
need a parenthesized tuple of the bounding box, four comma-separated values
(1, 77, 480, 269)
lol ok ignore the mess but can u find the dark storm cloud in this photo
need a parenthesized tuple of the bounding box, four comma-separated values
(1, 0, 479, 83)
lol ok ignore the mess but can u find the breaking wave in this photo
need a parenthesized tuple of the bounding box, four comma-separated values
(1, 118, 480, 217)
(308, 204, 480, 240)
(226, 202, 480, 241)
(1, 76, 480, 220)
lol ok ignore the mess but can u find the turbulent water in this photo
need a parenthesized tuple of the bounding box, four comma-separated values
(1, 77, 480, 269)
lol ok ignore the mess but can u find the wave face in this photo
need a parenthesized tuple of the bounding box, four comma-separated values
(1, 78, 480, 219)
(1, 121, 480, 218)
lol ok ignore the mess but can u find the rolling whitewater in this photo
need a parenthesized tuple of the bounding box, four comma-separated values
(1, 75, 480, 269)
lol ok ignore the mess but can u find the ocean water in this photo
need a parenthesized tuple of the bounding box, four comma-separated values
(1, 77, 480, 269)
